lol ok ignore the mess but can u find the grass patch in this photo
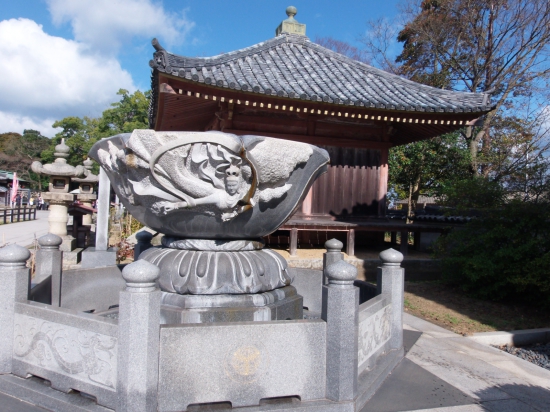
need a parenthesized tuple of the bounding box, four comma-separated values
(404, 281, 550, 335)
(404, 297, 416, 310)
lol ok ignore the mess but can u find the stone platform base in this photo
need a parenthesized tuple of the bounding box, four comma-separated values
(63, 247, 82, 266)
(160, 286, 303, 324)
(80, 247, 117, 268)
(0, 373, 357, 412)
(59, 236, 76, 253)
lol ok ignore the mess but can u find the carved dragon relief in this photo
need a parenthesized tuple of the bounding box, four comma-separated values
(96, 131, 311, 222)
(357, 305, 392, 369)
(13, 315, 117, 389)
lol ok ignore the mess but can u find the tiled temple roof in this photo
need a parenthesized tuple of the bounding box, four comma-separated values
(149, 33, 491, 119)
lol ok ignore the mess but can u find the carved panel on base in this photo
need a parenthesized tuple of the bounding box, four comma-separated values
(12, 313, 117, 389)
(358, 305, 391, 371)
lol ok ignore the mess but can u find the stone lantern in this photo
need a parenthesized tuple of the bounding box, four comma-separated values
(72, 158, 98, 226)
(31, 139, 86, 252)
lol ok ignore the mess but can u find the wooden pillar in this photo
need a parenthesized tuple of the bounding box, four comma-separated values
(289, 228, 298, 257)
(400, 231, 408, 256)
(346, 229, 355, 257)
(391, 231, 397, 245)
(301, 187, 313, 215)
(378, 148, 389, 216)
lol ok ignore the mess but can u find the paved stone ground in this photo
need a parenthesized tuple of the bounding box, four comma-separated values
(1, 312, 548, 411)
(0, 210, 50, 247)
(0, 392, 49, 412)
(366, 314, 550, 412)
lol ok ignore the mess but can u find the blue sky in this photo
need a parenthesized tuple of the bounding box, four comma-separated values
(0, 0, 401, 136)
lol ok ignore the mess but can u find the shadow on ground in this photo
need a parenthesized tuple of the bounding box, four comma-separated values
(476, 383, 550, 411)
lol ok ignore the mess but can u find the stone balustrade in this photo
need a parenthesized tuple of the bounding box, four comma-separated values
(0, 239, 406, 412)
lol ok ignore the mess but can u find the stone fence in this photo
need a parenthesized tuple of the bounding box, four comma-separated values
(0, 235, 405, 412)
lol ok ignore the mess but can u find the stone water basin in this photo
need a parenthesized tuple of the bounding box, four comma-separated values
(89, 130, 329, 240)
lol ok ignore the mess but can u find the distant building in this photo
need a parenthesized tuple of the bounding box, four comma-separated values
(146, 7, 493, 248)
(0, 170, 30, 206)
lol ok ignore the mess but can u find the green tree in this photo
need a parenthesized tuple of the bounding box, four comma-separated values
(0, 130, 50, 189)
(43, 89, 150, 167)
(388, 132, 471, 221)
(42, 116, 102, 167)
(435, 199, 550, 309)
(394, 0, 550, 175)
(98, 89, 150, 134)
(438, 176, 505, 212)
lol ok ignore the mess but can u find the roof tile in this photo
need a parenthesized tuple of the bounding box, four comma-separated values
(152, 34, 491, 116)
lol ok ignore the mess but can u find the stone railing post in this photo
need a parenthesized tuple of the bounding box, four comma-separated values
(117, 260, 161, 412)
(134, 231, 153, 260)
(323, 238, 343, 285)
(322, 259, 358, 402)
(377, 248, 404, 350)
(35, 233, 63, 306)
(0, 244, 31, 373)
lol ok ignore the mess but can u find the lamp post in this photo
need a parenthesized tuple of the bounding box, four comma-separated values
(31, 139, 85, 252)
(72, 158, 98, 226)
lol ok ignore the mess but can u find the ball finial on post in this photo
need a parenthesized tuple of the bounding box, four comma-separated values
(379, 248, 404, 267)
(121, 260, 160, 292)
(38, 233, 63, 250)
(286, 6, 297, 18)
(325, 238, 343, 253)
(0, 245, 31, 267)
(326, 260, 357, 286)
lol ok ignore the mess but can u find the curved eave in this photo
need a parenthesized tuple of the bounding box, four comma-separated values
(150, 71, 488, 130)
(150, 64, 491, 115)
(149, 34, 492, 120)
(151, 73, 488, 148)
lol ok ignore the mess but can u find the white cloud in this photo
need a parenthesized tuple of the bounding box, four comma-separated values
(0, 111, 60, 137)
(47, 0, 195, 54)
(0, 18, 135, 134)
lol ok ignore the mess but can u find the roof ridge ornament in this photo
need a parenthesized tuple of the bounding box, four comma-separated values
(152, 38, 165, 52)
(276, 6, 306, 37)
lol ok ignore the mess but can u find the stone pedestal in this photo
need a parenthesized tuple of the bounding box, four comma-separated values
(160, 286, 303, 324)
(80, 247, 117, 268)
(41, 193, 76, 252)
(140, 245, 292, 295)
(138, 242, 302, 324)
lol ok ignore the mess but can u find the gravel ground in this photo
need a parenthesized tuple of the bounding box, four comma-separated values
(495, 343, 550, 370)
